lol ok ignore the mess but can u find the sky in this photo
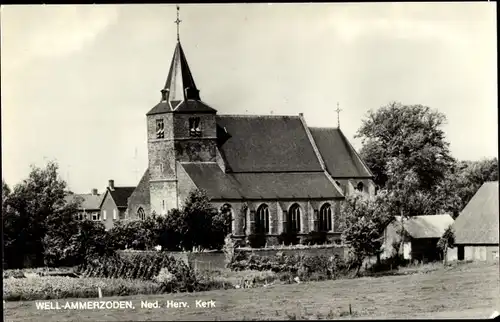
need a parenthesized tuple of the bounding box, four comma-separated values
(1, 3, 497, 193)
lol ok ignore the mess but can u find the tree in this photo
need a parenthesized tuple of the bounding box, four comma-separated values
(356, 102, 454, 191)
(432, 158, 498, 219)
(340, 192, 393, 275)
(210, 204, 233, 249)
(437, 225, 455, 266)
(42, 197, 81, 266)
(2, 162, 75, 268)
(160, 190, 232, 251)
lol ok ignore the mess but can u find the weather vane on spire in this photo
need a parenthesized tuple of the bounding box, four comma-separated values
(174, 5, 182, 42)
(335, 102, 342, 128)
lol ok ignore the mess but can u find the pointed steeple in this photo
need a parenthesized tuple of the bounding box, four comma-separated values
(160, 41, 201, 109)
(147, 6, 216, 116)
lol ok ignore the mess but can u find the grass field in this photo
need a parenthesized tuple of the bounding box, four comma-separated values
(4, 262, 499, 321)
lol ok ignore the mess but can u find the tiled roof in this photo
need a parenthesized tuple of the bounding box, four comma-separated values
(147, 100, 217, 116)
(309, 127, 373, 178)
(108, 187, 136, 209)
(452, 181, 499, 245)
(395, 214, 455, 239)
(215, 115, 323, 173)
(180, 163, 243, 199)
(181, 163, 342, 199)
(65, 194, 102, 210)
(146, 41, 217, 116)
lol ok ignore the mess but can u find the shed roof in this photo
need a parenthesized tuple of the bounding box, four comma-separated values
(395, 214, 455, 239)
(452, 181, 499, 245)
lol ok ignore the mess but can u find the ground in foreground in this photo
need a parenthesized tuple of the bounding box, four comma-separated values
(5, 262, 499, 321)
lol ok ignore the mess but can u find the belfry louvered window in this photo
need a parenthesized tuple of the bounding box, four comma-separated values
(189, 117, 201, 137)
(156, 119, 164, 139)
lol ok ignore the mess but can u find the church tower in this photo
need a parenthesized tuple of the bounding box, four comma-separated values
(146, 6, 218, 215)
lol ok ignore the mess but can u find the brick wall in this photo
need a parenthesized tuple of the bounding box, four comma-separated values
(172, 113, 217, 139)
(174, 140, 217, 163)
(150, 181, 177, 216)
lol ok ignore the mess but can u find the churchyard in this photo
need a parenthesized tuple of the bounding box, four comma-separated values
(4, 260, 499, 321)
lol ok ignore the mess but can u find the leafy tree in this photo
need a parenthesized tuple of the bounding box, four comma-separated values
(356, 102, 454, 191)
(162, 208, 188, 251)
(160, 190, 232, 251)
(210, 204, 233, 249)
(42, 198, 81, 266)
(340, 192, 393, 275)
(437, 225, 455, 266)
(2, 162, 75, 268)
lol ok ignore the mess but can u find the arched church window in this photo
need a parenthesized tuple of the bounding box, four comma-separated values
(137, 207, 146, 221)
(256, 204, 270, 234)
(319, 203, 333, 232)
(288, 204, 301, 233)
(356, 182, 364, 192)
(221, 204, 234, 234)
(156, 119, 164, 139)
(189, 117, 201, 137)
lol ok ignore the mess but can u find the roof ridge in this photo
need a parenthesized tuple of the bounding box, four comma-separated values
(309, 126, 339, 130)
(218, 114, 300, 119)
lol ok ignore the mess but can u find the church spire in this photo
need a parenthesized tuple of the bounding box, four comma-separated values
(160, 5, 201, 110)
(174, 5, 181, 42)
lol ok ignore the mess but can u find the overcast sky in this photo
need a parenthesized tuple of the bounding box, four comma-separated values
(1, 3, 497, 193)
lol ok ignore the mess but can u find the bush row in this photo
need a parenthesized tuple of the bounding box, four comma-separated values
(3, 276, 161, 301)
(228, 251, 354, 281)
(77, 253, 200, 293)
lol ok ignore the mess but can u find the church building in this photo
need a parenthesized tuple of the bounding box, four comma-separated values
(127, 10, 375, 245)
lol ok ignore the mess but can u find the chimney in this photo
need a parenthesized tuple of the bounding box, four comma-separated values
(299, 113, 303, 117)
(91, 188, 98, 195)
(108, 180, 115, 191)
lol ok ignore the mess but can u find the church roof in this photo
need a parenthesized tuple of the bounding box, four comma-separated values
(181, 163, 342, 200)
(146, 41, 217, 116)
(216, 115, 323, 173)
(309, 127, 373, 178)
(452, 181, 499, 245)
(147, 100, 216, 116)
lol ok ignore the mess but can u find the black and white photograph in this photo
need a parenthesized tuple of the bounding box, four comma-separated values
(1, 2, 498, 320)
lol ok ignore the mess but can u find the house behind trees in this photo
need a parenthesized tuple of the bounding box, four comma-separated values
(381, 214, 455, 263)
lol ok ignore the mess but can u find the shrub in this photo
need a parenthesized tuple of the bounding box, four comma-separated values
(78, 252, 200, 293)
(44, 219, 115, 267)
(278, 232, 299, 246)
(228, 252, 352, 282)
(3, 276, 160, 301)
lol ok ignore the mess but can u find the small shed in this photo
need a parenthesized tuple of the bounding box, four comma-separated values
(447, 181, 499, 262)
(381, 214, 455, 263)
